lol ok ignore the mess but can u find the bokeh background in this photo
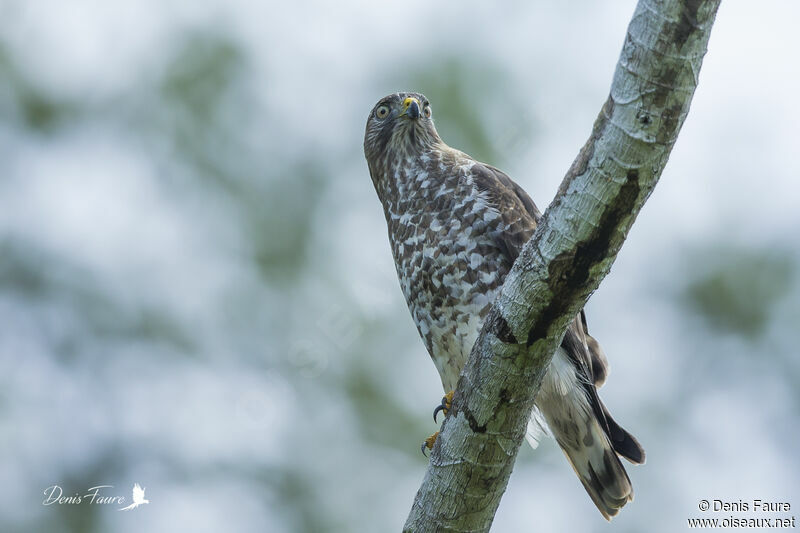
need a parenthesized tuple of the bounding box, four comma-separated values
(1, 1, 798, 532)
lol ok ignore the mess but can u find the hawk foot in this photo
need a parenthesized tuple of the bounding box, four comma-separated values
(433, 390, 454, 423)
(421, 431, 439, 456)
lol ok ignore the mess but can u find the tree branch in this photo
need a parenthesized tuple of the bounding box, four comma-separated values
(403, 1, 720, 531)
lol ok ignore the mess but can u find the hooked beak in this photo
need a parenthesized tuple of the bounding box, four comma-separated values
(399, 97, 421, 120)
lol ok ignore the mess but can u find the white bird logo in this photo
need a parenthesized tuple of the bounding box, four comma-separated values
(119, 483, 150, 511)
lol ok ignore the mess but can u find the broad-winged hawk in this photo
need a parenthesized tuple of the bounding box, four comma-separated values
(363, 92, 644, 519)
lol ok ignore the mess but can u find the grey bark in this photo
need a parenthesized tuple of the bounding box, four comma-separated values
(403, 0, 721, 531)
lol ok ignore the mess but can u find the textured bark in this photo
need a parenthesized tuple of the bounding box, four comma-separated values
(403, 1, 720, 531)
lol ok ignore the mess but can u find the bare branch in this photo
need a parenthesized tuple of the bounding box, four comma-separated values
(403, 1, 721, 531)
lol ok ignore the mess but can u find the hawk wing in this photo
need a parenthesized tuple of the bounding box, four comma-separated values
(469, 162, 610, 383)
(469, 162, 541, 263)
(470, 162, 643, 464)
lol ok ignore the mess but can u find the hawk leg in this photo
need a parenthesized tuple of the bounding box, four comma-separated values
(432, 390, 454, 422)
(421, 431, 439, 456)
(422, 391, 455, 456)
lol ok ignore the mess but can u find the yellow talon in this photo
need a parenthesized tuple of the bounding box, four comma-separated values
(423, 391, 454, 455)
(433, 390, 455, 422)
(421, 431, 439, 456)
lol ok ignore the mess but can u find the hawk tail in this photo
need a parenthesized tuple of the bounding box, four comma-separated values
(600, 399, 646, 465)
(539, 349, 644, 520)
(556, 413, 634, 520)
(544, 395, 644, 520)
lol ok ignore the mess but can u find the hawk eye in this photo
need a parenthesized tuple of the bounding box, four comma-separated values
(375, 105, 390, 119)
(423, 103, 432, 118)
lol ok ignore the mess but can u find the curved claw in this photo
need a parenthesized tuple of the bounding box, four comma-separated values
(433, 403, 446, 423)
(433, 391, 455, 423)
(421, 431, 439, 456)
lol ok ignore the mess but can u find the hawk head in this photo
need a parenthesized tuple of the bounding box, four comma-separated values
(364, 92, 443, 180)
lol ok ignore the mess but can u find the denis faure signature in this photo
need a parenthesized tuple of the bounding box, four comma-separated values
(43, 484, 150, 510)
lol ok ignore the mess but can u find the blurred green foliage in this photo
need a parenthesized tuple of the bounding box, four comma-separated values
(0, 45, 78, 133)
(155, 32, 324, 284)
(160, 33, 245, 129)
(272, 470, 340, 533)
(683, 246, 795, 339)
(404, 57, 535, 167)
(344, 368, 428, 454)
(0, 239, 195, 356)
(249, 166, 324, 283)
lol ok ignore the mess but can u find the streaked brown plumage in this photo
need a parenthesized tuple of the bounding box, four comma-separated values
(364, 91, 644, 519)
